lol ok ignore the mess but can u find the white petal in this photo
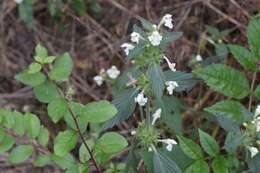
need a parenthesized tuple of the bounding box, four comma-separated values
(166, 144, 173, 151)
(107, 66, 120, 79)
(249, 147, 259, 158)
(130, 32, 142, 43)
(151, 108, 162, 125)
(93, 75, 103, 86)
(148, 31, 162, 46)
(195, 54, 203, 62)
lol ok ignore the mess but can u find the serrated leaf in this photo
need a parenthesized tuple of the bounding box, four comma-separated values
(153, 151, 181, 173)
(35, 44, 48, 61)
(15, 71, 46, 87)
(27, 62, 42, 74)
(148, 63, 165, 100)
(94, 132, 128, 154)
(103, 88, 138, 129)
(184, 160, 209, 173)
(224, 132, 245, 153)
(177, 136, 203, 160)
(0, 135, 15, 154)
(164, 71, 199, 92)
(52, 153, 75, 170)
(37, 126, 49, 147)
(160, 32, 183, 49)
(33, 154, 51, 167)
(247, 18, 260, 59)
(24, 113, 41, 139)
(33, 80, 60, 103)
(81, 100, 117, 123)
(54, 130, 78, 156)
(47, 98, 68, 123)
(228, 44, 257, 70)
(194, 64, 250, 99)
(8, 145, 33, 164)
(205, 100, 252, 123)
(48, 53, 73, 81)
(212, 156, 228, 173)
(199, 129, 219, 157)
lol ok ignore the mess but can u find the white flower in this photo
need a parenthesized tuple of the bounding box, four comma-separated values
(158, 138, 178, 151)
(131, 130, 136, 135)
(163, 56, 176, 71)
(134, 92, 148, 106)
(195, 54, 203, 62)
(131, 32, 142, 43)
(148, 147, 153, 152)
(165, 81, 179, 95)
(106, 66, 120, 79)
(255, 105, 260, 117)
(93, 75, 103, 86)
(121, 43, 135, 55)
(161, 14, 173, 29)
(14, 0, 23, 4)
(248, 147, 259, 158)
(148, 31, 162, 46)
(151, 108, 162, 125)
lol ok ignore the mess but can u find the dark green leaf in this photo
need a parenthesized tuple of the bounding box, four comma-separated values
(160, 32, 183, 49)
(184, 160, 209, 173)
(194, 64, 250, 99)
(139, 17, 154, 31)
(224, 132, 245, 153)
(18, 1, 33, 26)
(149, 63, 165, 100)
(247, 18, 260, 59)
(153, 151, 181, 173)
(248, 153, 260, 172)
(212, 156, 228, 173)
(128, 43, 145, 59)
(199, 129, 219, 157)
(254, 85, 260, 99)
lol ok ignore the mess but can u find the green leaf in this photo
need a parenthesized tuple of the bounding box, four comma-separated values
(224, 132, 245, 153)
(0, 127, 5, 142)
(33, 154, 51, 167)
(35, 44, 48, 62)
(94, 132, 128, 154)
(184, 160, 209, 173)
(199, 129, 219, 157)
(24, 113, 41, 139)
(33, 80, 60, 103)
(47, 98, 68, 123)
(205, 100, 252, 123)
(164, 71, 199, 92)
(254, 84, 260, 99)
(37, 126, 49, 147)
(52, 153, 75, 170)
(27, 62, 42, 74)
(82, 100, 117, 123)
(8, 145, 33, 164)
(139, 17, 154, 31)
(103, 88, 138, 129)
(128, 43, 145, 59)
(0, 135, 15, 154)
(79, 142, 91, 163)
(177, 136, 203, 160)
(148, 63, 165, 100)
(0, 109, 15, 129)
(153, 151, 181, 173)
(248, 153, 260, 172)
(247, 18, 260, 59)
(228, 44, 257, 70)
(160, 32, 183, 49)
(48, 53, 73, 81)
(212, 156, 228, 173)
(72, 0, 87, 15)
(54, 130, 78, 156)
(15, 71, 46, 87)
(13, 111, 25, 136)
(18, 1, 33, 26)
(194, 64, 250, 99)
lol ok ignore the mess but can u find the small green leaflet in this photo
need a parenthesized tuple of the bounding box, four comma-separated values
(199, 129, 219, 157)
(153, 151, 182, 173)
(33, 154, 51, 167)
(8, 145, 33, 164)
(47, 98, 68, 123)
(194, 64, 250, 99)
(81, 100, 117, 123)
(48, 53, 73, 81)
(177, 136, 203, 160)
(0, 135, 15, 154)
(24, 113, 41, 139)
(27, 62, 42, 74)
(37, 126, 49, 147)
(54, 130, 78, 156)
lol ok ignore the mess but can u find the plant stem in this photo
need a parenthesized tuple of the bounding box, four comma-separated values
(67, 102, 101, 173)
(248, 72, 257, 111)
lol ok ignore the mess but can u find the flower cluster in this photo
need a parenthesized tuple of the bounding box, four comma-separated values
(93, 66, 120, 86)
(14, 0, 23, 4)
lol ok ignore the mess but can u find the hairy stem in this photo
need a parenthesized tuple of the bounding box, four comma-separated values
(248, 72, 257, 111)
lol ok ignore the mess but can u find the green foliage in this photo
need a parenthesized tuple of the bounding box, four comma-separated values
(8, 145, 33, 164)
(33, 154, 51, 167)
(199, 129, 219, 157)
(24, 113, 41, 139)
(33, 80, 60, 103)
(37, 126, 49, 147)
(177, 136, 203, 160)
(194, 64, 250, 99)
(15, 71, 46, 87)
(184, 160, 209, 173)
(47, 98, 68, 123)
(212, 156, 228, 173)
(153, 151, 181, 173)
(54, 130, 78, 156)
(82, 100, 117, 123)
